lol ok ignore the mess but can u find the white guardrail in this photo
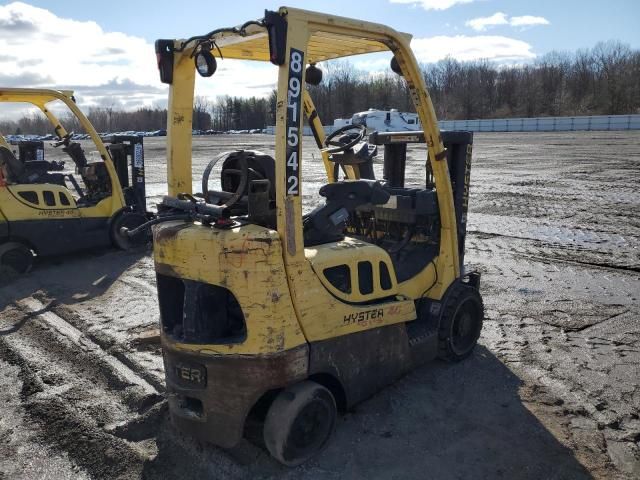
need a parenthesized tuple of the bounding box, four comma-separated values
(439, 114, 640, 132)
(266, 114, 640, 135)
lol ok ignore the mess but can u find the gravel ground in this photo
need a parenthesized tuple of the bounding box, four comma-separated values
(0, 131, 638, 479)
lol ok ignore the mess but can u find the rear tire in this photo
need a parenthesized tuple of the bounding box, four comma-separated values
(0, 242, 34, 275)
(437, 283, 484, 362)
(110, 211, 149, 250)
(263, 381, 337, 466)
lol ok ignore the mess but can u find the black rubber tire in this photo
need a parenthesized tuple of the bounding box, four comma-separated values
(437, 283, 484, 362)
(0, 242, 34, 274)
(110, 211, 149, 250)
(263, 381, 337, 466)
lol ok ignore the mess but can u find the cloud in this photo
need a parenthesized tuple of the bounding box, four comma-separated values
(85, 76, 179, 98)
(465, 12, 509, 31)
(390, 0, 475, 11)
(0, 7, 37, 33)
(466, 12, 550, 31)
(0, 71, 55, 87)
(0, 2, 275, 115)
(411, 35, 536, 62)
(353, 33, 536, 73)
(509, 15, 550, 28)
(195, 61, 277, 100)
(17, 58, 43, 67)
(0, 2, 161, 110)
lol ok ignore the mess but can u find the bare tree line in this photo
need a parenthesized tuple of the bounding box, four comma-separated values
(312, 40, 639, 121)
(1, 41, 638, 136)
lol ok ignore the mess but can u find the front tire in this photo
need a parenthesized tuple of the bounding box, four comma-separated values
(263, 381, 337, 466)
(0, 242, 34, 275)
(437, 283, 484, 362)
(110, 211, 149, 250)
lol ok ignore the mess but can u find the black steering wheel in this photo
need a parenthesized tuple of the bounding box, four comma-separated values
(201, 152, 265, 208)
(323, 124, 366, 154)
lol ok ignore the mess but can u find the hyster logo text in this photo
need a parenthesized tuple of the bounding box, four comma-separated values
(343, 309, 384, 325)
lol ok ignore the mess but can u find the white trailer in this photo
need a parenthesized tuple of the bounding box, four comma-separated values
(349, 108, 421, 132)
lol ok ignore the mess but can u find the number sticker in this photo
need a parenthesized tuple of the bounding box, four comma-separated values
(290, 51, 302, 73)
(287, 126, 299, 147)
(287, 151, 298, 169)
(285, 48, 304, 196)
(287, 176, 299, 195)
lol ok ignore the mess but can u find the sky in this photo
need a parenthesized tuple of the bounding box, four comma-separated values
(0, 0, 639, 116)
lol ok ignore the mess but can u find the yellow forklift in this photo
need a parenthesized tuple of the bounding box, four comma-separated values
(143, 7, 483, 465)
(0, 88, 149, 274)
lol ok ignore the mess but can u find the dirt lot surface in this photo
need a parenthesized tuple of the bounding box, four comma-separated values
(1, 131, 639, 479)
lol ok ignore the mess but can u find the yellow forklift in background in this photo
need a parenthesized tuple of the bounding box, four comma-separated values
(0, 88, 149, 274)
(142, 7, 483, 465)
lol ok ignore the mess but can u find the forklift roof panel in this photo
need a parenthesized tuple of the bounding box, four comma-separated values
(0, 88, 75, 107)
(215, 31, 391, 63)
(196, 7, 412, 63)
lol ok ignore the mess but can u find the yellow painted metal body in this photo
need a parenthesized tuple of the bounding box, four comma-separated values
(154, 222, 306, 355)
(153, 222, 416, 353)
(156, 7, 460, 355)
(0, 88, 126, 223)
(0, 184, 117, 222)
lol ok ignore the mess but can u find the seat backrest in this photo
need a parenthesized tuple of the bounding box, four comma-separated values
(304, 180, 390, 246)
(0, 145, 25, 183)
(319, 179, 390, 206)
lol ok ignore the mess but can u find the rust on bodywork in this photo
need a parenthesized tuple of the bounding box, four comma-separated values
(153, 221, 193, 245)
(164, 343, 309, 448)
(308, 324, 412, 408)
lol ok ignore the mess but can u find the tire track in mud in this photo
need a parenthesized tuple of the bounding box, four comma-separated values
(481, 319, 621, 479)
(466, 231, 640, 273)
(25, 296, 164, 397)
(491, 317, 640, 478)
(0, 300, 165, 479)
(46, 300, 166, 393)
(474, 241, 640, 478)
(482, 302, 640, 477)
(0, 294, 252, 480)
(0, 358, 92, 480)
(0, 337, 147, 479)
(466, 143, 640, 476)
(470, 214, 637, 248)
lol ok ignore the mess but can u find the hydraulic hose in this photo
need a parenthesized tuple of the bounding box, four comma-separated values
(120, 214, 190, 237)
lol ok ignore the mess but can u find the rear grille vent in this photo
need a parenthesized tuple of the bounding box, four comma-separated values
(156, 273, 247, 344)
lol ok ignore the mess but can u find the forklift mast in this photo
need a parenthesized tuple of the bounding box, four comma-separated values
(106, 135, 146, 213)
(17, 140, 45, 163)
(368, 130, 473, 268)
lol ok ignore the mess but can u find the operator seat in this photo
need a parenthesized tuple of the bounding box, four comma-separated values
(304, 180, 390, 246)
(0, 145, 25, 183)
(0, 145, 66, 186)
